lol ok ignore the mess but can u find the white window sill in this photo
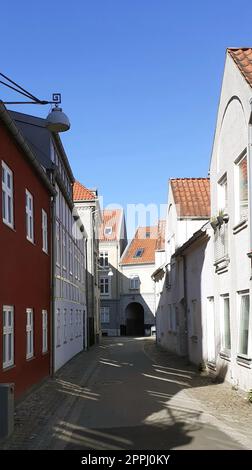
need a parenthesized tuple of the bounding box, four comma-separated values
(26, 237, 35, 245)
(3, 363, 15, 371)
(26, 355, 35, 361)
(42, 249, 49, 255)
(236, 355, 252, 368)
(2, 220, 15, 231)
(219, 350, 231, 361)
(233, 219, 248, 235)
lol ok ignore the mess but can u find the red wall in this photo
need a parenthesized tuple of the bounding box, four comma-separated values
(0, 121, 51, 397)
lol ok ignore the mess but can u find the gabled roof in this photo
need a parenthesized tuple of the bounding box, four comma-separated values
(121, 226, 159, 265)
(227, 48, 252, 88)
(99, 209, 122, 241)
(170, 178, 210, 218)
(73, 180, 96, 201)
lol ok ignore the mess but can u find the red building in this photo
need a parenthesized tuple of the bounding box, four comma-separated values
(0, 103, 55, 397)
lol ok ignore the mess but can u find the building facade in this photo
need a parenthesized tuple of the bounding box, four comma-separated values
(11, 111, 87, 372)
(73, 180, 101, 346)
(99, 209, 127, 336)
(0, 103, 54, 397)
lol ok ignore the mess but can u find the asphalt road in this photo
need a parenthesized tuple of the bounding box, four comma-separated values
(51, 337, 244, 450)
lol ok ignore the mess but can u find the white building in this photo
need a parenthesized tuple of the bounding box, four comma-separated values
(11, 112, 87, 372)
(99, 209, 127, 336)
(73, 180, 102, 346)
(155, 178, 210, 356)
(209, 47, 252, 390)
(120, 222, 165, 336)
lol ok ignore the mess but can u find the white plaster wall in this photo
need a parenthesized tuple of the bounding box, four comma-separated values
(210, 53, 252, 390)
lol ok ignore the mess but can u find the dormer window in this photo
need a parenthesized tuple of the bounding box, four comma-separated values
(134, 248, 144, 258)
(146, 231, 150, 238)
(104, 226, 112, 236)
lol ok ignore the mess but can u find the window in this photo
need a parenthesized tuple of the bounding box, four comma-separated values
(56, 309, 61, 347)
(64, 309, 67, 343)
(42, 210, 48, 253)
(99, 251, 109, 267)
(214, 223, 228, 262)
(42, 310, 48, 353)
(221, 295, 231, 351)
(26, 190, 34, 243)
(238, 292, 250, 357)
(3, 306, 14, 368)
(145, 231, 150, 238)
(56, 221, 60, 265)
(104, 226, 112, 236)
(100, 277, 109, 295)
(62, 230, 66, 269)
(134, 248, 144, 258)
(2, 161, 14, 228)
(26, 308, 34, 359)
(237, 155, 248, 221)
(130, 275, 140, 290)
(101, 307, 110, 323)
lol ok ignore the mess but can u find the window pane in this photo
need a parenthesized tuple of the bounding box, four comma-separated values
(223, 297, 231, 350)
(239, 295, 249, 355)
(239, 157, 248, 219)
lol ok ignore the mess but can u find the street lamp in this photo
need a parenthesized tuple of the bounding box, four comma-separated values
(0, 71, 70, 133)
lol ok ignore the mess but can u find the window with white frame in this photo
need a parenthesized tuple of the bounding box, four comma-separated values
(3, 305, 14, 368)
(238, 291, 250, 357)
(221, 295, 231, 352)
(237, 154, 248, 222)
(104, 226, 112, 236)
(42, 209, 48, 253)
(218, 174, 228, 213)
(26, 308, 34, 359)
(64, 309, 67, 343)
(26, 190, 34, 243)
(56, 221, 60, 265)
(100, 277, 109, 295)
(56, 308, 61, 347)
(130, 275, 140, 290)
(101, 307, 110, 323)
(2, 161, 14, 228)
(99, 251, 109, 267)
(42, 310, 48, 353)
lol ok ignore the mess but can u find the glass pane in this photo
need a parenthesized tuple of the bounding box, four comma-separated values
(3, 310, 6, 328)
(223, 298, 231, 350)
(8, 310, 12, 326)
(2, 190, 6, 219)
(7, 195, 12, 223)
(2, 167, 5, 183)
(3, 335, 6, 363)
(239, 157, 248, 219)
(8, 332, 12, 361)
(239, 295, 249, 355)
(7, 173, 11, 189)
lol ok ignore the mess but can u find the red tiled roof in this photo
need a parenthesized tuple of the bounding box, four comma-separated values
(73, 180, 96, 201)
(171, 178, 210, 218)
(121, 226, 159, 265)
(227, 48, 252, 88)
(99, 209, 122, 241)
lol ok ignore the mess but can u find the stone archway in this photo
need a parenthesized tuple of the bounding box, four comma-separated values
(125, 302, 144, 336)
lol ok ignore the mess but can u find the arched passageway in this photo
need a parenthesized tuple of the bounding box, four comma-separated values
(125, 302, 144, 336)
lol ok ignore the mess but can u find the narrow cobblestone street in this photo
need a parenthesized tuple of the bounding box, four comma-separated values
(1, 337, 252, 450)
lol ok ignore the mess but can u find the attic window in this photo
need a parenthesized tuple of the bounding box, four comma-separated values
(146, 231, 150, 238)
(134, 248, 144, 258)
(104, 226, 112, 236)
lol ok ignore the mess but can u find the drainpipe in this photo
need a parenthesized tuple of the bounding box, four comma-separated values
(248, 99, 252, 275)
(50, 169, 56, 377)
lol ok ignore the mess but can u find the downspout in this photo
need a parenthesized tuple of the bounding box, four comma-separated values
(50, 169, 56, 377)
(84, 236, 88, 350)
(248, 100, 252, 275)
(182, 254, 189, 359)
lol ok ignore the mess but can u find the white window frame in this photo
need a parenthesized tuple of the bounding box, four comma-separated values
(130, 275, 140, 290)
(235, 153, 248, 223)
(2, 161, 14, 228)
(3, 305, 14, 368)
(100, 276, 110, 295)
(218, 173, 228, 213)
(101, 307, 110, 323)
(26, 308, 34, 359)
(99, 251, 109, 268)
(26, 189, 34, 243)
(42, 310, 48, 353)
(220, 294, 231, 353)
(42, 209, 48, 253)
(237, 291, 250, 358)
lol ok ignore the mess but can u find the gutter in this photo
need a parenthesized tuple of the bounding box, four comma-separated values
(0, 102, 56, 197)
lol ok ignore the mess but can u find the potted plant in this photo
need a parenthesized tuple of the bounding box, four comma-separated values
(217, 209, 224, 226)
(210, 216, 218, 230)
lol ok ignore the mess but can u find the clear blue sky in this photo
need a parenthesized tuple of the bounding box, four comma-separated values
(1, 0, 252, 212)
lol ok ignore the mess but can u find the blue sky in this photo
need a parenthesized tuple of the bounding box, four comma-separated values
(1, 0, 252, 214)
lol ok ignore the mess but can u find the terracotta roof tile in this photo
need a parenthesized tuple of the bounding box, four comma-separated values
(228, 48, 252, 88)
(121, 225, 161, 265)
(99, 209, 122, 241)
(171, 178, 210, 218)
(73, 180, 96, 201)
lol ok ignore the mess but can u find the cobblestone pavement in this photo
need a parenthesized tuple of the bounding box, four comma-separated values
(0, 337, 252, 450)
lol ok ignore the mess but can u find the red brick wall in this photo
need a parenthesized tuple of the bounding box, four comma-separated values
(0, 121, 51, 397)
